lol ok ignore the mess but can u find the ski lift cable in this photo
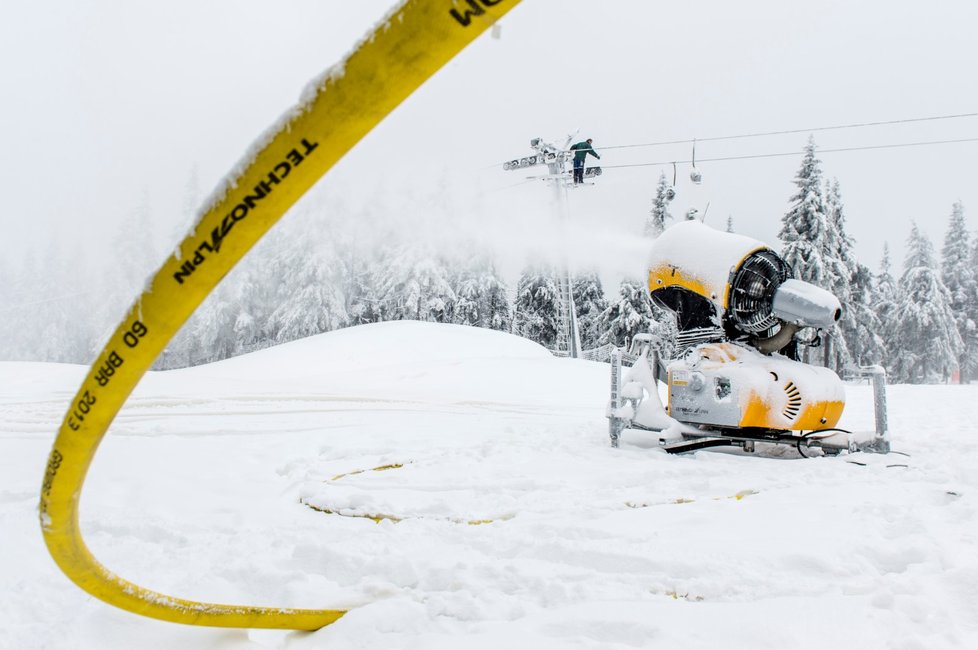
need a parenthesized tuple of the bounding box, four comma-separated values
(485, 111, 978, 169)
(597, 136, 978, 171)
(597, 111, 978, 152)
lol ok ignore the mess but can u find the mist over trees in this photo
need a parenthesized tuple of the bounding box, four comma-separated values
(2, 138, 976, 384)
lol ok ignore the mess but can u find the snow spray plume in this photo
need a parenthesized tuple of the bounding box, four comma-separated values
(450, 176, 654, 284)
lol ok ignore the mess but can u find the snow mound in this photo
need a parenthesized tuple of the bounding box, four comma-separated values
(149, 321, 605, 407)
(3, 325, 978, 649)
(198, 320, 553, 376)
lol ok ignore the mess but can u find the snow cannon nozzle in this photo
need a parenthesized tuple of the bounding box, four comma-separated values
(771, 279, 842, 330)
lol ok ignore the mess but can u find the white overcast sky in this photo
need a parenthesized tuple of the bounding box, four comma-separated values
(2, 0, 977, 278)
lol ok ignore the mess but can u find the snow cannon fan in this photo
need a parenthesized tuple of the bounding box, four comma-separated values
(607, 220, 870, 456)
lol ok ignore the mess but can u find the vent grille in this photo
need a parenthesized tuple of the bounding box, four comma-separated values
(675, 326, 725, 354)
(782, 381, 802, 420)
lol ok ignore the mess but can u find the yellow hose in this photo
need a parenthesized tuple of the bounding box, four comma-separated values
(39, 0, 521, 630)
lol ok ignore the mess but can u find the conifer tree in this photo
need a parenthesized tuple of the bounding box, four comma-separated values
(193, 281, 241, 363)
(645, 172, 674, 237)
(890, 223, 962, 383)
(512, 266, 559, 349)
(267, 236, 346, 344)
(453, 255, 511, 331)
(336, 239, 381, 327)
(572, 271, 608, 350)
(873, 243, 900, 372)
(940, 201, 976, 381)
(596, 277, 674, 353)
(482, 268, 512, 332)
(779, 137, 831, 288)
(844, 263, 885, 366)
(0, 244, 95, 363)
(377, 244, 456, 323)
(823, 179, 858, 370)
(968, 231, 978, 381)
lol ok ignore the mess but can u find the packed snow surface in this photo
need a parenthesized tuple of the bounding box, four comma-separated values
(2, 322, 977, 649)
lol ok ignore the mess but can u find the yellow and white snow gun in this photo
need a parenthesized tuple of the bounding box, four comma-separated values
(608, 220, 890, 456)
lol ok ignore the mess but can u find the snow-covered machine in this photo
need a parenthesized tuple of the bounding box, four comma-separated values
(608, 220, 890, 455)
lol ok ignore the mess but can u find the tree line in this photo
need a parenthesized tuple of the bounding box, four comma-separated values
(0, 138, 974, 384)
(774, 138, 974, 384)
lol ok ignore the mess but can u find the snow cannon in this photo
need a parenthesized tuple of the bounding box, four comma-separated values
(646, 220, 841, 355)
(607, 220, 887, 456)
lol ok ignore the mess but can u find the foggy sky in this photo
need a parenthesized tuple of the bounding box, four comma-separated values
(3, 0, 977, 281)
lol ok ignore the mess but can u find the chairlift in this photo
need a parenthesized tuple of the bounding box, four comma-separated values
(690, 139, 703, 184)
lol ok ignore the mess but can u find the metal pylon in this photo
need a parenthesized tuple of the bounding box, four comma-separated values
(555, 267, 580, 358)
(549, 161, 581, 359)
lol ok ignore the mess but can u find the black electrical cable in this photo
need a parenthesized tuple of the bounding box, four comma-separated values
(797, 427, 852, 458)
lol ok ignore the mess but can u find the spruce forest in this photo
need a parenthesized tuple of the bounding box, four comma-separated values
(1, 139, 974, 385)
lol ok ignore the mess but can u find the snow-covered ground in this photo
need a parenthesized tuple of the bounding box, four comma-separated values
(2, 322, 977, 649)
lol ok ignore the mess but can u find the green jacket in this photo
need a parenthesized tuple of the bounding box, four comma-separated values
(570, 141, 600, 163)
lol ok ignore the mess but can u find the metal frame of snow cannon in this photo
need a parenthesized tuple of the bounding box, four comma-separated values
(608, 341, 892, 456)
(844, 365, 891, 453)
(606, 222, 892, 458)
(502, 137, 602, 187)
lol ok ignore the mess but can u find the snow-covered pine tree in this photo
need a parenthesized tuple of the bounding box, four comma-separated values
(158, 218, 288, 367)
(572, 271, 608, 350)
(159, 269, 255, 369)
(940, 201, 976, 382)
(596, 277, 675, 354)
(481, 265, 512, 332)
(113, 190, 160, 303)
(726, 215, 734, 233)
(0, 244, 93, 363)
(90, 191, 161, 361)
(43, 242, 95, 363)
(844, 263, 885, 366)
(266, 234, 347, 344)
(191, 281, 241, 363)
(376, 243, 456, 323)
(873, 243, 900, 371)
(337, 240, 381, 327)
(968, 231, 978, 381)
(779, 137, 831, 290)
(452, 255, 511, 331)
(780, 139, 850, 367)
(645, 172, 674, 238)
(168, 165, 203, 251)
(512, 265, 560, 349)
(823, 178, 858, 370)
(890, 223, 963, 383)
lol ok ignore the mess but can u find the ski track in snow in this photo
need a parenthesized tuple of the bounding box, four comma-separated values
(2, 323, 977, 649)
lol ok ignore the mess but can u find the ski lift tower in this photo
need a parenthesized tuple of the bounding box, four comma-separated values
(502, 137, 602, 358)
